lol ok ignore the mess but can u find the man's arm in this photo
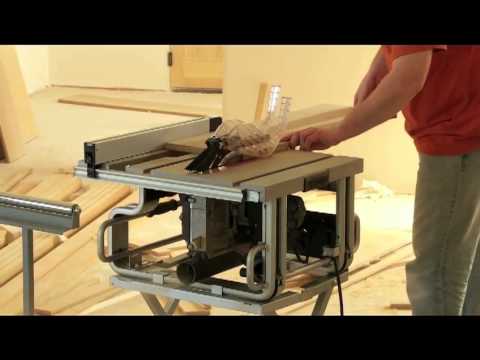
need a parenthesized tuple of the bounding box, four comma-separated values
(354, 47, 390, 105)
(284, 50, 433, 151)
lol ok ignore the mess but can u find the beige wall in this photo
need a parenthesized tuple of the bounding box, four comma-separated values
(15, 45, 50, 94)
(223, 45, 419, 194)
(49, 45, 170, 90)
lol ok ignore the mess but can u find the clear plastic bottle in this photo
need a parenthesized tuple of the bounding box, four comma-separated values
(214, 86, 292, 159)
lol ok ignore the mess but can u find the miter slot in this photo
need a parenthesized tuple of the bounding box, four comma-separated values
(83, 117, 212, 177)
(126, 154, 197, 175)
(103, 149, 171, 171)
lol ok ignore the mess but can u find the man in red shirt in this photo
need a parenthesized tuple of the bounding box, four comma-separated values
(283, 46, 480, 315)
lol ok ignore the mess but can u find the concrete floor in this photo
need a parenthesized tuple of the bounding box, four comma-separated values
(0, 87, 414, 315)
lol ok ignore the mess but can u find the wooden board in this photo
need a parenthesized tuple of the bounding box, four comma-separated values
(78, 291, 210, 316)
(281, 245, 413, 315)
(0, 49, 25, 162)
(164, 105, 350, 154)
(63, 181, 132, 238)
(78, 291, 168, 315)
(150, 150, 331, 188)
(0, 233, 62, 286)
(0, 168, 32, 192)
(0, 46, 38, 143)
(58, 94, 220, 118)
(7, 176, 39, 195)
(254, 82, 270, 122)
(0, 228, 7, 249)
(26, 174, 82, 200)
(286, 105, 350, 131)
(170, 46, 224, 91)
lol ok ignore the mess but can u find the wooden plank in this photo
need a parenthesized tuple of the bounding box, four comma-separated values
(27, 174, 82, 200)
(0, 168, 32, 192)
(254, 82, 270, 122)
(0, 233, 62, 286)
(281, 246, 413, 315)
(286, 105, 350, 131)
(78, 291, 192, 316)
(63, 182, 132, 238)
(0, 49, 25, 162)
(177, 301, 211, 315)
(0, 192, 139, 315)
(164, 105, 350, 154)
(58, 94, 221, 117)
(0, 46, 38, 143)
(0, 228, 7, 249)
(150, 150, 331, 188)
(163, 134, 209, 154)
(8, 176, 40, 195)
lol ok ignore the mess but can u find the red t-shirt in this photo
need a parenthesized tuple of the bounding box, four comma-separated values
(381, 45, 480, 156)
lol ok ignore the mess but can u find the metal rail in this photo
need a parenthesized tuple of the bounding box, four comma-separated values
(0, 192, 81, 315)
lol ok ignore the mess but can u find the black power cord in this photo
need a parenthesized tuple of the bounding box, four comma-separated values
(331, 256, 344, 316)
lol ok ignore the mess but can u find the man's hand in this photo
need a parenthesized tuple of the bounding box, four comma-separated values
(281, 126, 342, 151)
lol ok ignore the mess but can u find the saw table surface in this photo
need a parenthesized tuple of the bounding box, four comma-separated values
(146, 150, 331, 188)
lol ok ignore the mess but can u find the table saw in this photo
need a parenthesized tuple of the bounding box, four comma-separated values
(74, 109, 363, 315)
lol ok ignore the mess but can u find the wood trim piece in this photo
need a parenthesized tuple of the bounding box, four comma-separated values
(0, 50, 24, 162)
(254, 82, 270, 122)
(58, 94, 221, 118)
(164, 105, 351, 154)
(0, 46, 38, 159)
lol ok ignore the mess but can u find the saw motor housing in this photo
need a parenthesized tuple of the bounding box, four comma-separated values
(177, 194, 359, 288)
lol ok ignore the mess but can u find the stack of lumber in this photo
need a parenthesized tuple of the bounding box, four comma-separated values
(0, 46, 38, 162)
(0, 169, 211, 315)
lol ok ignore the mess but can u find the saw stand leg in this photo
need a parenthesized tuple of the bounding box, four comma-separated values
(141, 294, 179, 316)
(311, 287, 334, 316)
(22, 227, 35, 316)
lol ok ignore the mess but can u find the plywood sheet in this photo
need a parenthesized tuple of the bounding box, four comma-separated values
(151, 150, 331, 187)
(58, 94, 221, 117)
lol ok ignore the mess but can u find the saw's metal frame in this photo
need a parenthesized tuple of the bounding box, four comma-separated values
(75, 116, 363, 316)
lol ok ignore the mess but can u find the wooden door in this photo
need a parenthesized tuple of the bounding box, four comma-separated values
(170, 46, 224, 92)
